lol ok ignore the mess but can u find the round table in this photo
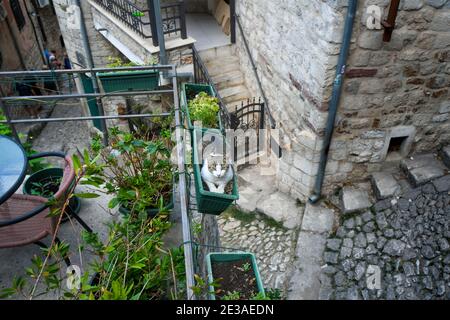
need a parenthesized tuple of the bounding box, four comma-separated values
(0, 136, 28, 205)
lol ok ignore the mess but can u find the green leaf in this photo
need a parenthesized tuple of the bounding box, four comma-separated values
(72, 154, 82, 172)
(74, 192, 100, 199)
(108, 197, 120, 209)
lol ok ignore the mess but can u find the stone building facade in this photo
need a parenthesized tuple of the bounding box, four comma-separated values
(234, 0, 450, 200)
(50, 0, 449, 201)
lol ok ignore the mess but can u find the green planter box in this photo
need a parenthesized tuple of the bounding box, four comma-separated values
(181, 83, 223, 131)
(206, 252, 265, 300)
(23, 168, 81, 220)
(98, 70, 159, 93)
(192, 128, 238, 215)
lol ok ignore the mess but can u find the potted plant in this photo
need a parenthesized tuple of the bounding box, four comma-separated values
(89, 127, 174, 218)
(181, 83, 223, 130)
(192, 128, 238, 215)
(98, 57, 160, 93)
(23, 167, 81, 219)
(206, 252, 265, 300)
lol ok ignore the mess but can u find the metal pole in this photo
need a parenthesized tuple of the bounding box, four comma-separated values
(75, 0, 109, 144)
(147, 0, 160, 46)
(179, 0, 188, 40)
(0, 112, 171, 124)
(172, 65, 196, 300)
(230, 0, 236, 44)
(309, 0, 358, 204)
(152, 0, 168, 66)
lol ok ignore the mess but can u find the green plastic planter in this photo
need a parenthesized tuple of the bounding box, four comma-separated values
(23, 168, 81, 218)
(98, 70, 159, 93)
(206, 252, 265, 300)
(181, 83, 223, 131)
(192, 128, 238, 215)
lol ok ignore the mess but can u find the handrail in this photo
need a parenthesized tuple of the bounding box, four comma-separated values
(235, 15, 275, 129)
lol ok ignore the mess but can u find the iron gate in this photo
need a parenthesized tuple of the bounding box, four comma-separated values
(230, 98, 265, 166)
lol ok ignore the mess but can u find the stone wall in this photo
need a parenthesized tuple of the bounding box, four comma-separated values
(329, 0, 450, 192)
(234, 0, 450, 200)
(234, 0, 344, 201)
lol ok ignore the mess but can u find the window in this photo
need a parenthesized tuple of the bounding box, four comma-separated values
(9, 0, 26, 31)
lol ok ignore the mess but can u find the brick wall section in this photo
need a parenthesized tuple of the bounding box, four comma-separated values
(235, 0, 450, 200)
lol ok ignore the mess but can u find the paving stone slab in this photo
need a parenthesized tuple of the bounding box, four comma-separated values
(371, 172, 401, 200)
(341, 187, 372, 214)
(256, 191, 304, 229)
(287, 231, 327, 300)
(432, 175, 450, 193)
(401, 154, 446, 186)
(442, 146, 450, 169)
(301, 202, 335, 234)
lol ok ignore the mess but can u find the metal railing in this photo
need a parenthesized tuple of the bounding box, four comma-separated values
(94, 0, 151, 38)
(235, 15, 275, 129)
(191, 45, 233, 130)
(0, 65, 197, 299)
(93, 0, 187, 45)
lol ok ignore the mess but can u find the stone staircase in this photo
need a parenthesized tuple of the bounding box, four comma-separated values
(339, 146, 450, 214)
(198, 44, 251, 111)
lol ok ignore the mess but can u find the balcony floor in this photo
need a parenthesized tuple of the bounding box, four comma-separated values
(186, 13, 230, 51)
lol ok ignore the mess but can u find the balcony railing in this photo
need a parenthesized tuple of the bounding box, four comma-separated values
(93, 0, 187, 46)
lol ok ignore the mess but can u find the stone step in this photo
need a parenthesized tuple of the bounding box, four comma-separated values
(371, 172, 402, 200)
(400, 154, 446, 187)
(220, 85, 250, 103)
(212, 70, 245, 90)
(199, 44, 235, 62)
(205, 56, 240, 76)
(255, 191, 304, 229)
(341, 186, 373, 214)
(441, 146, 450, 169)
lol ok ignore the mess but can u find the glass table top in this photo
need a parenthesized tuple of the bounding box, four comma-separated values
(0, 136, 27, 205)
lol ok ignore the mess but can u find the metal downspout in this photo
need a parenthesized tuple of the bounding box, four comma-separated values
(75, 0, 109, 144)
(309, 0, 358, 204)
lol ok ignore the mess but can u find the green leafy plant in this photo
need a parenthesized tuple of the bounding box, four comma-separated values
(106, 56, 158, 68)
(188, 92, 220, 128)
(74, 215, 186, 300)
(89, 127, 174, 215)
(0, 110, 12, 136)
(30, 177, 62, 198)
(241, 262, 251, 272)
(191, 274, 221, 298)
(1, 151, 186, 300)
(222, 291, 241, 300)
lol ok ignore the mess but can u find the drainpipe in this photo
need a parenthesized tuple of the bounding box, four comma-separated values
(309, 0, 358, 204)
(75, 0, 109, 144)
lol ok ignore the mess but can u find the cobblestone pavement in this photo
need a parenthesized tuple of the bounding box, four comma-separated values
(217, 210, 298, 294)
(321, 178, 450, 300)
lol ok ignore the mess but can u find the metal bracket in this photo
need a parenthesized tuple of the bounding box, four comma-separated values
(382, 0, 400, 42)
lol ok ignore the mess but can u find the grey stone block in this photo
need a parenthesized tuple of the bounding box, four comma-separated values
(401, 154, 446, 186)
(371, 172, 401, 200)
(441, 146, 450, 169)
(341, 187, 372, 214)
(432, 175, 450, 193)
